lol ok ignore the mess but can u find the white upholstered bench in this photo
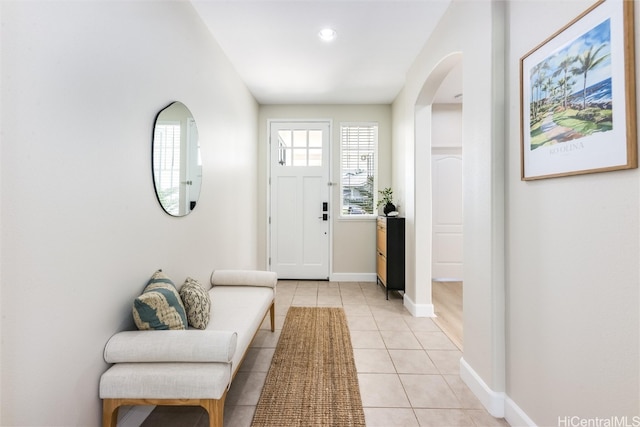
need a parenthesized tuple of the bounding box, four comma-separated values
(99, 269, 277, 427)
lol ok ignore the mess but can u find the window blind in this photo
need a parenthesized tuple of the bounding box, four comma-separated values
(340, 123, 378, 216)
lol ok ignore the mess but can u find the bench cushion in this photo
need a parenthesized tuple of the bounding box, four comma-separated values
(103, 330, 237, 363)
(207, 286, 274, 375)
(210, 270, 277, 288)
(99, 363, 231, 400)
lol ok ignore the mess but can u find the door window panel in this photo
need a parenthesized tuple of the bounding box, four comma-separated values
(277, 129, 323, 167)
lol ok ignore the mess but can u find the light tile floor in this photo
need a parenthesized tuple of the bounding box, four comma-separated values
(141, 280, 510, 427)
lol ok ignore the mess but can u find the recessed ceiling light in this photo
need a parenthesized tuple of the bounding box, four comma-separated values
(318, 28, 337, 42)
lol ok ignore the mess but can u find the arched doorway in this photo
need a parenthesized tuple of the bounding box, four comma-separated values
(404, 3, 506, 415)
(430, 60, 463, 349)
(414, 53, 463, 349)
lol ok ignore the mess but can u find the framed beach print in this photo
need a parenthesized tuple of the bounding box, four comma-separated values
(520, 0, 637, 180)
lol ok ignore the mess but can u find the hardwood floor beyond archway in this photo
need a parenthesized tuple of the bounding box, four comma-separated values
(432, 280, 463, 350)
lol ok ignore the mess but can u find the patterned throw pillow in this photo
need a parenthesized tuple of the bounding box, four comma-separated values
(179, 277, 211, 329)
(133, 270, 188, 330)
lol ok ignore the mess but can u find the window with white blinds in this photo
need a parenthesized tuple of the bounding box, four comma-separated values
(153, 122, 181, 214)
(340, 123, 378, 216)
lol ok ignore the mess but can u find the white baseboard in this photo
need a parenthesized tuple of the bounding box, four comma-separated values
(505, 396, 538, 427)
(118, 405, 155, 427)
(459, 358, 538, 426)
(459, 357, 505, 418)
(330, 272, 377, 282)
(403, 293, 435, 317)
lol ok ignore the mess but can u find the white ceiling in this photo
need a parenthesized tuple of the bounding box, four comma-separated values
(190, 0, 458, 105)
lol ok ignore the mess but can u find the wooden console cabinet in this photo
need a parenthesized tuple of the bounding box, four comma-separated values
(376, 216, 405, 299)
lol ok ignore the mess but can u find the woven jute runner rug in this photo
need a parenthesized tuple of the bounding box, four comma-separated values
(251, 306, 366, 426)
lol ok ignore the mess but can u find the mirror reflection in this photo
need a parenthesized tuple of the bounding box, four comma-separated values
(152, 101, 202, 216)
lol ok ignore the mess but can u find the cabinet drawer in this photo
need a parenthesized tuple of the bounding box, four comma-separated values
(377, 251, 387, 285)
(376, 223, 387, 254)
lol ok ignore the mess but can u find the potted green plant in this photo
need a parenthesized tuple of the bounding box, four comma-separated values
(376, 187, 396, 216)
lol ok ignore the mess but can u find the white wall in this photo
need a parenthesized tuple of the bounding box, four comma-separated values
(0, 2, 3, 420)
(506, 1, 639, 425)
(395, 0, 639, 424)
(0, 1, 258, 425)
(432, 104, 462, 148)
(257, 105, 392, 279)
(393, 0, 505, 401)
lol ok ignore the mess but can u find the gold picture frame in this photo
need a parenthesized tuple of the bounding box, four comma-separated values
(520, 0, 637, 180)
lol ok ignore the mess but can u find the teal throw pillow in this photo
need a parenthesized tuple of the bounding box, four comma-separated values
(133, 270, 188, 330)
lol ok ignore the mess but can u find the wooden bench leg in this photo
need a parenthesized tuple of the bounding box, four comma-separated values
(270, 301, 275, 332)
(102, 399, 119, 427)
(202, 393, 226, 427)
(102, 397, 227, 427)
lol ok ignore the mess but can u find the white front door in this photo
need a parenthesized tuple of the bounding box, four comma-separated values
(269, 121, 330, 279)
(431, 152, 464, 280)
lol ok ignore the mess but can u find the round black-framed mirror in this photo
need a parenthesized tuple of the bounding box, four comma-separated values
(152, 101, 202, 217)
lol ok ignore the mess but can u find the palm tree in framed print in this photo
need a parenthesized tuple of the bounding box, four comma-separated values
(572, 43, 610, 110)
